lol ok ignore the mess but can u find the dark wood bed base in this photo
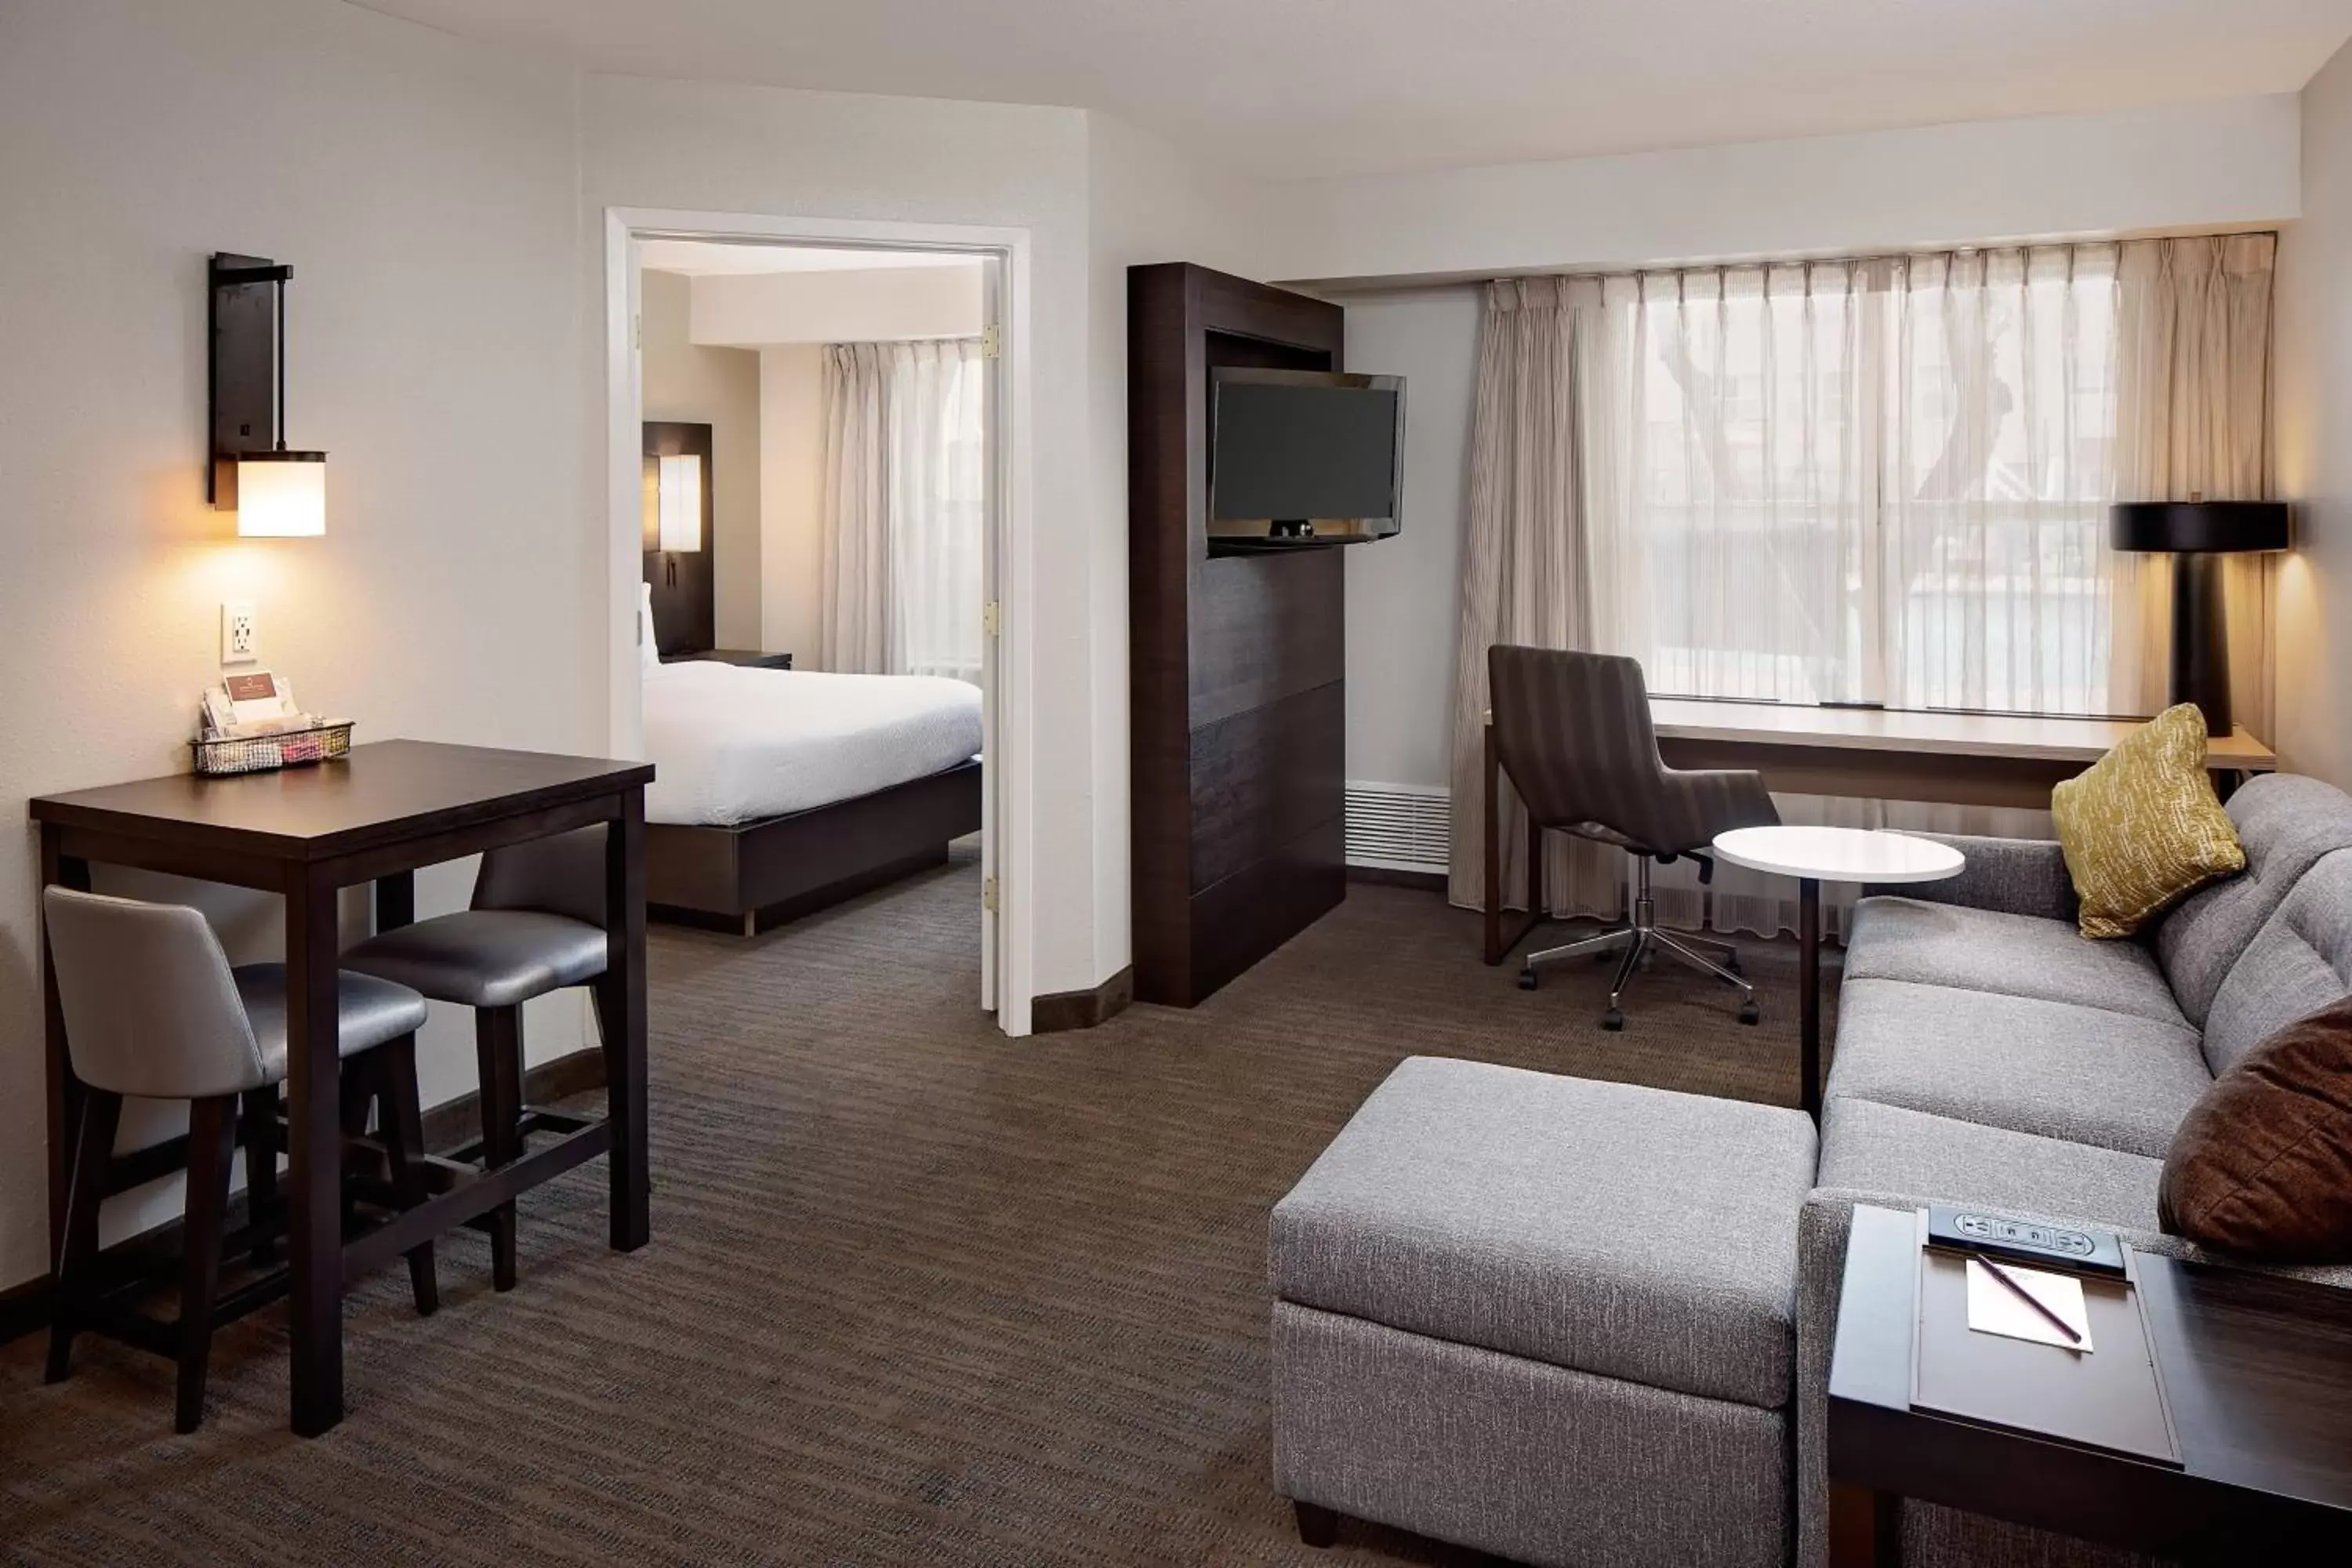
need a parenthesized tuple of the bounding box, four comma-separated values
(647, 759, 983, 935)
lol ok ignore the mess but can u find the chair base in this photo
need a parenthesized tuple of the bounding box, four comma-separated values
(1519, 854, 1759, 1028)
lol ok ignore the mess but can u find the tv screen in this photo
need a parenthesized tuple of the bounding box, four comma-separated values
(1208, 369, 1403, 548)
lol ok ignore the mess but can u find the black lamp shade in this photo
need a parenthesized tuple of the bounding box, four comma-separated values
(2110, 501, 2291, 554)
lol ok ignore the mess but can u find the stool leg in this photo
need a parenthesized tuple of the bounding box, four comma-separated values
(174, 1095, 238, 1434)
(46, 1090, 122, 1385)
(242, 1087, 280, 1266)
(377, 1033, 438, 1316)
(474, 1008, 522, 1292)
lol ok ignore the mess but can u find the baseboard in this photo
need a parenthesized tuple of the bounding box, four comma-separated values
(0, 1046, 612, 1347)
(1346, 864, 1448, 893)
(419, 1044, 609, 1152)
(1030, 966, 1134, 1033)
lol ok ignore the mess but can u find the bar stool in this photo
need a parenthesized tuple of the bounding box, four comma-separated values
(42, 887, 439, 1432)
(342, 826, 609, 1293)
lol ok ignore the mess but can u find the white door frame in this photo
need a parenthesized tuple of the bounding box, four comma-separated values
(601, 206, 1035, 1036)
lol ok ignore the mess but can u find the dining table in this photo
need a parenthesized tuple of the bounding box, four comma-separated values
(31, 739, 655, 1436)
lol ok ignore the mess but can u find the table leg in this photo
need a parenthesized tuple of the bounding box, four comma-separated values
(596, 790, 650, 1252)
(374, 868, 413, 935)
(285, 865, 345, 1436)
(39, 833, 92, 1269)
(1800, 877, 1823, 1120)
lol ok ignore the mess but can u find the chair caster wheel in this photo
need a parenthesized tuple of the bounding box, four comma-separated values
(1518, 970, 1538, 990)
(1739, 1000, 1760, 1025)
(1602, 1008, 1624, 1031)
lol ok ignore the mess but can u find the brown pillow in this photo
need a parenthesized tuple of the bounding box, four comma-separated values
(2161, 996, 2352, 1261)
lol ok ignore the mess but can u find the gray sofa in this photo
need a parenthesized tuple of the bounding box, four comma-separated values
(1273, 771, 2352, 1568)
(1801, 770, 2352, 1566)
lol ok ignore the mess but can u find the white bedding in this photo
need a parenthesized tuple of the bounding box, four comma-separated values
(642, 662, 982, 827)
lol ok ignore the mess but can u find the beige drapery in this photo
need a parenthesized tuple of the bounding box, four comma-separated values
(819, 343, 892, 673)
(1447, 234, 2278, 936)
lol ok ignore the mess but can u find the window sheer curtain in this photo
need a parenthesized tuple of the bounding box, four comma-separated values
(819, 337, 985, 683)
(1449, 235, 2275, 937)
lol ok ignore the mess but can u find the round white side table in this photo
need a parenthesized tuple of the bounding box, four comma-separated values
(1711, 826, 1965, 1118)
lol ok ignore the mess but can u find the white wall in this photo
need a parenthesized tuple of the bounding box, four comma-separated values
(692, 264, 985, 346)
(0, 0, 593, 1289)
(641, 268, 763, 648)
(1267, 96, 2303, 285)
(759, 347, 827, 662)
(1083, 112, 1276, 961)
(2277, 40, 2352, 790)
(1339, 289, 1484, 789)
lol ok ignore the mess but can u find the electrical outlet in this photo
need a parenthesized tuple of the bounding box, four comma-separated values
(221, 601, 258, 665)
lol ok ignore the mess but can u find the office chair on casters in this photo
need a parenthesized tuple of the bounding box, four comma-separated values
(1486, 645, 1780, 1030)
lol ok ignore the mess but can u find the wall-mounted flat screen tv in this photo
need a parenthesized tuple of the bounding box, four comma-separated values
(1208, 368, 1403, 551)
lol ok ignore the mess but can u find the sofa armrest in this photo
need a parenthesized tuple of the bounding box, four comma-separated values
(1864, 833, 2078, 924)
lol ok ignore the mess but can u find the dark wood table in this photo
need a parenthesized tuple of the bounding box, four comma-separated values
(31, 739, 655, 1436)
(1828, 1204, 2352, 1563)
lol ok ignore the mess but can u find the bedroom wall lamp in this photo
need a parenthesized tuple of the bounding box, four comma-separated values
(656, 453, 703, 554)
(209, 252, 326, 537)
(2110, 495, 2292, 737)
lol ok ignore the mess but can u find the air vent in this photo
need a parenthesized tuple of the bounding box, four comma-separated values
(1344, 782, 1452, 873)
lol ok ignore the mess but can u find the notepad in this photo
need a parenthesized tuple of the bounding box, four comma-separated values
(1965, 1258, 2092, 1351)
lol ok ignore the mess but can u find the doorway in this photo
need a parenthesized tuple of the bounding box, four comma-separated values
(602, 209, 1033, 1034)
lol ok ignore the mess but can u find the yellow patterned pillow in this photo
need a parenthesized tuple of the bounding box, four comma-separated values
(2051, 703, 2245, 940)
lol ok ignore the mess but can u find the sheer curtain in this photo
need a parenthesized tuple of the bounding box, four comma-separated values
(819, 337, 985, 683)
(1449, 235, 2276, 936)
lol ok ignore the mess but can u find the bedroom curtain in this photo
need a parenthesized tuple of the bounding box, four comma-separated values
(1447, 234, 2276, 938)
(819, 337, 986, 684)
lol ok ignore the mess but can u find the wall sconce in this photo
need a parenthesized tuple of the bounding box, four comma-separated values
(657, 453, 703, 554)
(210, 252, 326, 537)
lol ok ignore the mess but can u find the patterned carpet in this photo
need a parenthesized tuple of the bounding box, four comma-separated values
(0, 847, 1833, 1566)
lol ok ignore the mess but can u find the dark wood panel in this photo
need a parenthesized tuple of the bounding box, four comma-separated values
(1185, 815, 1345, 1005)
(1127, 262, 1348, 1008)
(1189, 550, 1346, 731)
(1189, 681, 1345, 895)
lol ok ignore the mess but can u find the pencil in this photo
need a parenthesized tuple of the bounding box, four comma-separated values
(1973, 1252, 2084, 1345)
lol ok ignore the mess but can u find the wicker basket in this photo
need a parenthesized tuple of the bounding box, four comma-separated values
(191, 721, 354, 776)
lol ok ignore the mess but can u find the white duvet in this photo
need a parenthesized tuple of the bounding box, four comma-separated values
(641, 662, 982, 827)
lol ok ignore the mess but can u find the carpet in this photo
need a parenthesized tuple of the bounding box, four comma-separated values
(0, 847, 1834, 1566)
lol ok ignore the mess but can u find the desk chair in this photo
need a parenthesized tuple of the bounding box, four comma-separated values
(341, 827, 609, 1292)
(1488, 645, 1779, 1029)
(42, 887, 437, 1432)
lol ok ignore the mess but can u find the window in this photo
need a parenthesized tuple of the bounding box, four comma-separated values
(1595, 248, 2128, 717)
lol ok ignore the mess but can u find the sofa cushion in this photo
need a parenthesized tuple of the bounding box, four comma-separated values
(1828, 978, 2211, 1158)
(2161, 996, 2352, 1261)
(2202, 848, 2352, 1076)
(1844, 898, 2188, 1028)
(2159, 774, 2352, 1027)
(1269, 1057, 1818, 1410)
(1817, 1097, 2165, 1236)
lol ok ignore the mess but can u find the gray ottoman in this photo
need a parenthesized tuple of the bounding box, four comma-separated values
(1270, 1056, 1818, 1568)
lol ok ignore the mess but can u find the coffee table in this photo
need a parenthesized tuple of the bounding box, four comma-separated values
(1711, 825, 1963, 1117)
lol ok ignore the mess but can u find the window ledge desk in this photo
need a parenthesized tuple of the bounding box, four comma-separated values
(1483, 698, 2275, 964)
(31, 739, 655, 1436)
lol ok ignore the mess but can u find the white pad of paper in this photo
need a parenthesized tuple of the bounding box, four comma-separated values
(1965, 1259, 2092, 1352)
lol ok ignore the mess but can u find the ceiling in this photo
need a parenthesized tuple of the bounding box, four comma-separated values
(638, 240, 981, 276)
(350, 0, 2352, 180)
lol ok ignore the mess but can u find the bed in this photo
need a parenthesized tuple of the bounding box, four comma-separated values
(640, 658, 984, 934)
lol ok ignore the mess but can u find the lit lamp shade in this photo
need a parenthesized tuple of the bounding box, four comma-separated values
(2107, 499, 2291, 739)
(657, 453, 702, 553)
(2109, 500, 2291, 554)
(235, 451, 327, 538)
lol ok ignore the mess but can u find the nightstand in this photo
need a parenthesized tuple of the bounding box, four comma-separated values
(662, 648, 793, 670)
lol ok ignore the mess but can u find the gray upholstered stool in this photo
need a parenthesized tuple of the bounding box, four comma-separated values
(43, 887, 436, 1433)
(1270, 1057, 1818, 1568)
(341, 826, 609, 1292)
